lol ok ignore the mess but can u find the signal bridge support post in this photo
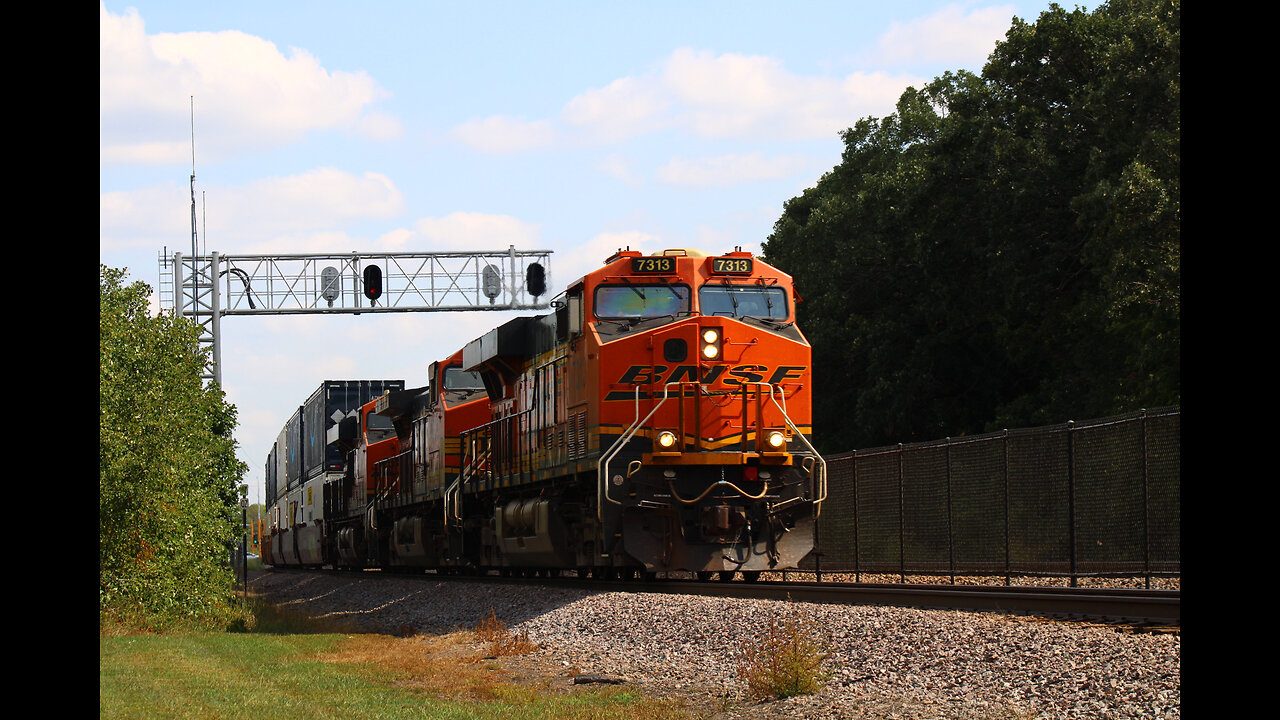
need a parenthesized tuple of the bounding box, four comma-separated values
(159, 247, 553, 386)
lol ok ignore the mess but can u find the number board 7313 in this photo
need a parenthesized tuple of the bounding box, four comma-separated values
(631, 256, 676, 273)
(711, 257, 753, 274)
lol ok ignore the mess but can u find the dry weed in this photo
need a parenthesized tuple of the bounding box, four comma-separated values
(477, 607, 540, 656)
(736, 599, 833, 700)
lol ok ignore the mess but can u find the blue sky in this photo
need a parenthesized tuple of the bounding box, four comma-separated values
(100, 0, 1083, 506)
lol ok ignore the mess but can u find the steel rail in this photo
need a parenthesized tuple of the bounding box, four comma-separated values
(630, 580, 1181, 627)
(272, 566, 1178, 627)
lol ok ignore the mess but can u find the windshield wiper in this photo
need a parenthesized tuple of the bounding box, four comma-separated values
(619, 278, 647, 300)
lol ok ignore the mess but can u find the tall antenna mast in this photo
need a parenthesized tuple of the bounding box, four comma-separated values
(190, 96, 198, 259)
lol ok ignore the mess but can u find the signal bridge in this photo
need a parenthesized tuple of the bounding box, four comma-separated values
(157, 247, 553, 385)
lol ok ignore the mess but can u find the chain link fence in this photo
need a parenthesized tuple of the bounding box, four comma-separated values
(804, 407, 1179, 586)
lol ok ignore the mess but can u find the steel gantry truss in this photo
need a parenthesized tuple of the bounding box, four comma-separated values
(158, 247, 553, 385)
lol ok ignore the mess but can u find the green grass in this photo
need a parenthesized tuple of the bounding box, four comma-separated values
(100, 601, 698, 720)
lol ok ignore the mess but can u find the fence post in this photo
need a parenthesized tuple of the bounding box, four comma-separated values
(898, 443, 905, 584)
(946, 437, 954, 584)
(1067, 420, 1076, 588)
(852, 451, 859, 583)
(1141, 409, 1150, 589)
(998, 425, 1008, 584)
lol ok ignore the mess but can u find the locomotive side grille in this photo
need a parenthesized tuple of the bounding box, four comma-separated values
(570, 410, 587, 459)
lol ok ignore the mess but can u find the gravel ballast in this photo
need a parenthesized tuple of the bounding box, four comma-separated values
(248, 570, 1180, 719)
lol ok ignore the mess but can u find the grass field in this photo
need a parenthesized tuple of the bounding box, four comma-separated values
(100, 601, 702, 720)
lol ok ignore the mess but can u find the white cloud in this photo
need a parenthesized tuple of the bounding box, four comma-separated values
(376, 227, 415, 250)
(100, 183, 193, 251)
(241, 230, 366, 255)
(451, 115, 556, 153)
(461, 5, 1016, 153)
(412, 211, 542, 251)
(595, 153, 644, 186)
(561, 76, 672, 142)
(655, 153, 812, 187)
(100, 167, 405, 252)
(355, 112, 404, 141)
(556, 231, 662, 286)
(871, 4, 1015, 66)
(554, 47, 923, 144)
(221, 168, 404, 232)
(100, 3, 393, 164)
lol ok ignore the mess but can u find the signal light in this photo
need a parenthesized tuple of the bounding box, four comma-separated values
(363, 265, 383, 302)
(700, 327, 722, 360)
(526, 262, 546, 297)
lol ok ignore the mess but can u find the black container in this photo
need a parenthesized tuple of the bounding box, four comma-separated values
(265, 444, 278, 507)
(301, 380, 405, 482)
(268, 380, 406, 499)
(284, 409, 302, 488)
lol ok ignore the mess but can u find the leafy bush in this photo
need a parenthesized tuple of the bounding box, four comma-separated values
(100, 265, 250, 633)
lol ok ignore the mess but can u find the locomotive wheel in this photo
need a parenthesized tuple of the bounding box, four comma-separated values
(696, 571, 715, 581)
(717, 571, 736, 582)
(741, 571, 761, 582)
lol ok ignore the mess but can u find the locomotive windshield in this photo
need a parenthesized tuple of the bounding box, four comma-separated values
(594, 284, 690, 319)
(444, 367, 484, 390)
(698, 284, 788, 320)
(365, 412, 396, 443)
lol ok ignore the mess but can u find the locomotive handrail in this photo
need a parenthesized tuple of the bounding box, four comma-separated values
(373, 447, 414, 502)
(598, 381, 825, 522)
(598, 383, 679, 520)
(766, 384, 827, 515)
(446, 435, 493, 527)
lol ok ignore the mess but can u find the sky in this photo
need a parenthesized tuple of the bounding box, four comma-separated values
(100, 0, 1084, 508)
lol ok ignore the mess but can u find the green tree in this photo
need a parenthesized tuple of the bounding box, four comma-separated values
(100, 265, 250, 631)
(763, 0, 1178, 452)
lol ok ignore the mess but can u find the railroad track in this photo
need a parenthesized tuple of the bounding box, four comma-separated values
(264, 566, 1179, 628)
(633, 579, 1179, 628)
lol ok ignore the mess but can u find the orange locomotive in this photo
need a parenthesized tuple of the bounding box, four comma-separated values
(442, 247, 825, 579)
(264, 247, 826, 579)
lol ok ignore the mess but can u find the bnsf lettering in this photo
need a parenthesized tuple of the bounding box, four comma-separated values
(724, 365, 766, 385)
(768, 366, 806, 384)
(614, 364, 806, 389)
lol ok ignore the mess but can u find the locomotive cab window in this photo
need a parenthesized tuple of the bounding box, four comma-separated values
(698, 284, 788, 320)
(594, 284, 691, 319)
(365, 412, 396, 443)
(444, 367, 484, 390)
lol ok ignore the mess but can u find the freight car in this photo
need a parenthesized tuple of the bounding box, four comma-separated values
(262, 379, 405, 568)
(263, 247, 825, 580)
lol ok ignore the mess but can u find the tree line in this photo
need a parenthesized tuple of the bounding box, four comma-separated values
(762, 0, 1178, 453)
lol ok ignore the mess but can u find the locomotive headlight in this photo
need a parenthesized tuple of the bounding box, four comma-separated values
(700, 328, 722, 360)
(656, 430, 680, 453)
(764, 429, 787, 452)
